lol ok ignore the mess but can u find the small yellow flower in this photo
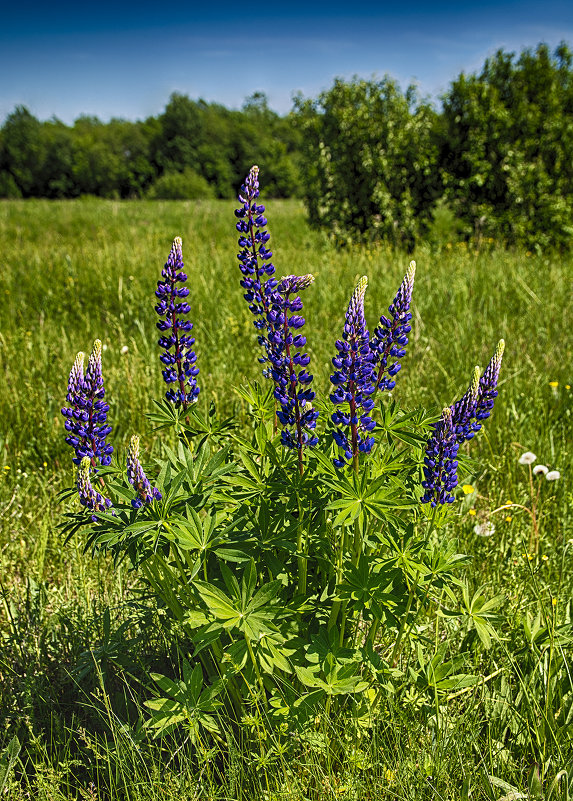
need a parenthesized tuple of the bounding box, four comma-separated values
(552, 598, 557, 607)
(505, 516, 512, 522)
(43, 461, 47, 468)
(385, 769, 396, 785)
(566, 385, 571, 390)
(549, 381, 559, 388)
(469, 509, 477, 516)
(505, 500, 513, 505)
(462, 484, 475, 495)
(522, 553, 534, 561)
(3, 466, 9, 471)
(541, 555, 548, 561)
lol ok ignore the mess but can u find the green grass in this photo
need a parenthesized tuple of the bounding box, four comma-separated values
(0, 198, 572, 799)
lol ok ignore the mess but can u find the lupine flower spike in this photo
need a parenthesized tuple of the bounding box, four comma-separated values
(61, 339, 113, 467)
(77, 456, 112, 522)
(371, 261, 416, 393)
(126, 435, 162, 509)
(267, 275, 319, 467)
(475, 339, 505, 424)
(155, 237, 199, 407)
(421, 407, 459, 506)
(451, 365, 481, 443)
(422, 339, 505, 506)
(330, 277, 377, 469)
(235, 168, 319, 463)
(235, 166, 279, 373)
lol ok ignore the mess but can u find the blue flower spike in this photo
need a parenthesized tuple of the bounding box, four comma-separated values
(371, 260, 416, 393)
(126, 435, 162, 509)
(77, 456, 113, 522)
(155, 237, 200, 408)
(61, 339, 113, 467)
(330, 276, 377, 469)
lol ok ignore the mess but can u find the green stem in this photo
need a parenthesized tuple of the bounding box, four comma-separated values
(245, 634, 267, 708)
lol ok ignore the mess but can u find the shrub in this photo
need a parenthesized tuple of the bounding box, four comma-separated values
(61, 166, 504, 751)
(147, 167, 215, 200)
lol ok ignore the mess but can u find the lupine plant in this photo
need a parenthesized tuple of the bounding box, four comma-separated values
(61, 166, 505, 750)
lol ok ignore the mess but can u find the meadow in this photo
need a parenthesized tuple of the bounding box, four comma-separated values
(0, 196, 571, 799)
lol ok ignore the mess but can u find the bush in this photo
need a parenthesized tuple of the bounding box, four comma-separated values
(147, 168, 215, 200)
(60, 167, 506, 758)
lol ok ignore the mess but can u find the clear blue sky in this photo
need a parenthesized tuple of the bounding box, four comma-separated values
(1, 0, 572, 124)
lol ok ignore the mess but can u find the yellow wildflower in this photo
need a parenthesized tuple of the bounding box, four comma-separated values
(505, 516, 512, 522)
(552, 598, 557, 607)
(549, 381, 559, 388)
(469, 509, 477, 516)
(462, 484, 475, 495)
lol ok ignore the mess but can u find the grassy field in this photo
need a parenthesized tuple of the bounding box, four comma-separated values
(0, 197, 572, 799)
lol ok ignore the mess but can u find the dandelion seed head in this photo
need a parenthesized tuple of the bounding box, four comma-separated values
(533, 464, 548, 475)
(518, 451, 536, 465)
(546, 470, 560, 481)
(474, 521, 495, 537)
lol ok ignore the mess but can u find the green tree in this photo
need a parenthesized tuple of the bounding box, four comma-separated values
(293, 77, 440, 246)
(0, 106, 46, 196)
(440, 43, 573, 249)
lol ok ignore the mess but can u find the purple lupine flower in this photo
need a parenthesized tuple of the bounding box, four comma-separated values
(371, 261, 416, 393)
(451, 365, 481, 443)
(451, 340, 505, 443)
(126, 435, 162, 509)
(155, 237, 199, 407)
(420, 407, 459, 506)
(475, 339, 505, 424)
(235, 165, 280, 373)
(61, 340, 114, 467)
(330, 277, 377, 469)
(266, 274, 319, 459)
(77, 456, 113, 522)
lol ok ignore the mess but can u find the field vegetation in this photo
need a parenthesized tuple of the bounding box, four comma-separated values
(0, 196, 571, 799)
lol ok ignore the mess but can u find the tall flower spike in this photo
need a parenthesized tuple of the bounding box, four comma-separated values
(235, 166, 280, 376)
(61, 339, 113, 466)
(330, 277, 377, 469)
(77, 456, 112, 522)
(475, 339, 505, 423)
(371, 261, 416, 393)
(451, 365, 481, 443)
(155, 237, 199, 407)
(266, 275, 319, 465)
(126, 435, 162, 509)
(420, 407, 460, 506)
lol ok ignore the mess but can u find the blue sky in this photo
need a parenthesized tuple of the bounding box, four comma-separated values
(2, 0, 572, 124)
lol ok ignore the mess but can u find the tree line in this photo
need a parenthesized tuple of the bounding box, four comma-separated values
(2, 43, 573, 249)
(0, 91, 302, 201)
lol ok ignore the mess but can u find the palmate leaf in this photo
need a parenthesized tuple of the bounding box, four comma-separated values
(325, 465, 416, 525)
(378, 401, 437, 447)
(194, 560, 283, 637)
(145, 662, 222, 740)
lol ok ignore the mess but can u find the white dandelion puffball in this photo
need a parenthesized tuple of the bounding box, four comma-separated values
(518, 451, 537, 465)
(121, 345, 129, 354)
(533, 464, 549, 476)
(474, 521, 496, 537)
(546, 470, 561, 481)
